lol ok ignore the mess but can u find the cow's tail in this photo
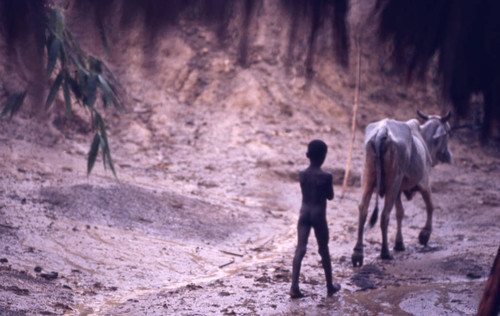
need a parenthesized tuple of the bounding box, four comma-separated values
(369, 127, 386, 228)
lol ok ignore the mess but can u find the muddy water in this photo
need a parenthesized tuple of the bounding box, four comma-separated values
(280, 281, 484, 315)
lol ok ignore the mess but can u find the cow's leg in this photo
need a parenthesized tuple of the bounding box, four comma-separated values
(380, 173, 402, 260)
(352, 188, 373, 267)
(418, 188, 433, 246)
(380, 195, 395, 260)
(394, 193, 405, 251)
(352, 153, 376, 267)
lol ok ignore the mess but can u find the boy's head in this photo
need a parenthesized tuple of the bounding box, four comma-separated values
(306, 139, 327, 166)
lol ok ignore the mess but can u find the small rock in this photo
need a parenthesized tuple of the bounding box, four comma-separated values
(256, 276, 271, 283)
(0, 258, 8, 263)
(34, 266, 42, 273)
(186, 283, 202, 290)
(466, 272, 482, 279)
(40, 271, 58, 280)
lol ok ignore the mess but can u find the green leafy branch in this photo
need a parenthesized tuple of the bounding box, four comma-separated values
(1, 92, 27, 118)
(1, 6, 123, 178)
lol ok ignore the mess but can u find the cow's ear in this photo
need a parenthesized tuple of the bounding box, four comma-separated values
(433, 126, 447, 139)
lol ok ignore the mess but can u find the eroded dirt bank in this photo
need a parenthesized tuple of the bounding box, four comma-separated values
(1, 0, 500, 315)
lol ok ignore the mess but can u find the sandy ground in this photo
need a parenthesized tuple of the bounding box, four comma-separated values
(1, 1, 500, 315)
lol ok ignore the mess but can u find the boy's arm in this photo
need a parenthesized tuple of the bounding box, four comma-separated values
(327, 174, 334, 200)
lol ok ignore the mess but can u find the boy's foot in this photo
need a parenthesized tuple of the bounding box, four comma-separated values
(289, 289, 305, 299)
(327, 283, 341, 296)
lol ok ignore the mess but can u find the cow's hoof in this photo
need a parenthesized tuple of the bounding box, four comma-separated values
(351, 251, 364, 267)
(394, 241, 406, 252)
(419, 228, 432, 246)
(380, 249, 393, 260)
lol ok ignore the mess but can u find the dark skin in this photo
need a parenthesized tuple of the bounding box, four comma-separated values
(290, 140, 341, 298)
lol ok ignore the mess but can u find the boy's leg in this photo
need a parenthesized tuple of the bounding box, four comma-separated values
(290, 219, 311, 297)
(314, 220, 340, 295)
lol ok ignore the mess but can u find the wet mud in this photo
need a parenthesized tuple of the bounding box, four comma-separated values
(1, 0, 500, 315)
(1, 119, 498, 315)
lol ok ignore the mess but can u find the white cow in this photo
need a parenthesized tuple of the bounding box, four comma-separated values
(352, 111, 452, 267)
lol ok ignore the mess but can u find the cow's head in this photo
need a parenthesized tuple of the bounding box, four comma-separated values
(417, 110, 453, 166)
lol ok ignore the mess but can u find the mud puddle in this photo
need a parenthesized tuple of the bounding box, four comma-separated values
(285, 281, 485, 315)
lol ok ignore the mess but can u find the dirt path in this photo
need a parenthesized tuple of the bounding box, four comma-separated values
(1, 1, 500, 315)
(1, 106, 498, 315)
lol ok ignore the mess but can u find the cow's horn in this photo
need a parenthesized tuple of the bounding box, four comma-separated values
(441, 111, 452, 123)
(417, 110, 429, 121)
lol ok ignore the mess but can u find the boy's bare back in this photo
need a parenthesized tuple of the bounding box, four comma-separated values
(300, 167, 334, 210)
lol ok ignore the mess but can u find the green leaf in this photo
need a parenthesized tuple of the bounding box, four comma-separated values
(2, 94, 18, 117)
(99, 134, 108, 168)
(62, 78, 72, 119)
(101, 133, 117, 178)
(65, 39, 85, 70)
(63, 32, 89, 72)
(101, 62, 120, 85)
(87, 133, 100, 175)
(107, 148, 117, 178)
(99, 23, 110, 58)
(89, 56, 102, 73)
(10, 92, 27, 117)
(48, 9, 57, 34)
(94, 113, 107, 141)
(59, 43, 68, 67)
(98, 74, 120, 109)
(45, 71, 64, 109)
(77, 70, 88, 104)
(86, 74, 97, 107)
(1, 91, 27, 118)
(67, 75, 81, 99)
(93, 113, 117, 178)
(49, 8, 64, 37)
(47, 37, 61, 78)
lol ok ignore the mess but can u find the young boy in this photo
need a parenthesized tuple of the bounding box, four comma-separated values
(290, 139, 341, 298)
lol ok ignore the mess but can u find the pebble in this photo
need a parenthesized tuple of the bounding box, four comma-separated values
(40, 271, 58, 280)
